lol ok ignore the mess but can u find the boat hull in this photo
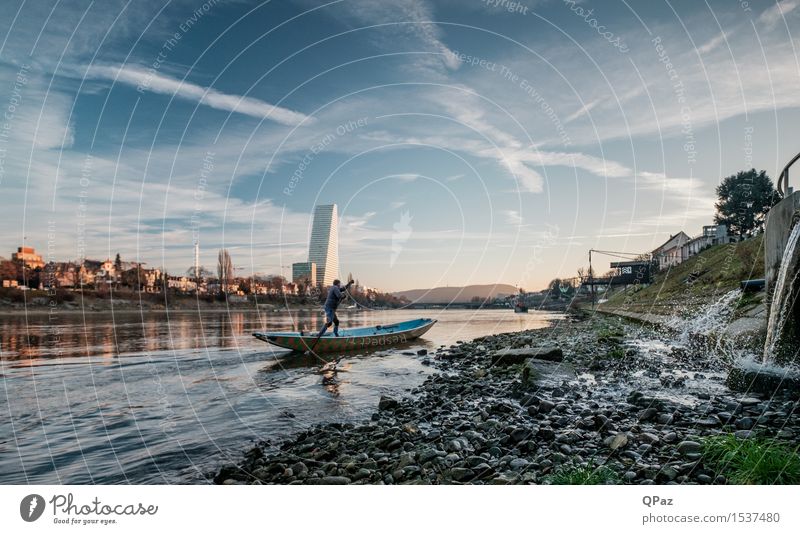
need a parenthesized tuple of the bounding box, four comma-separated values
(253, 318, 437, 353)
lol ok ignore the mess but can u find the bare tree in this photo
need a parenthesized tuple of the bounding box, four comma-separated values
(217, 249, 233, 293)
(187, 265, 212, 279)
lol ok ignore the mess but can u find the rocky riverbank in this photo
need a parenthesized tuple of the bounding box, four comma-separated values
(214, 311, 800, 485)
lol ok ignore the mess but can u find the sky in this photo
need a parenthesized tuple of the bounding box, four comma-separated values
(0, 0, 798, 292)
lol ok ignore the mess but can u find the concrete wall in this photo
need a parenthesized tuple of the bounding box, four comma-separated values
(765, 191, 800, 295)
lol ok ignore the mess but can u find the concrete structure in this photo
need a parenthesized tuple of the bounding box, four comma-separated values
(307, 204, 338, 286)
(12, 246, 44, 269)
(765, 190, 800, 295)
(652, 232, 690, 270)
(292, 261, 316, 286)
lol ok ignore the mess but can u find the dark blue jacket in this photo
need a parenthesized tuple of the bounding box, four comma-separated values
(324, 285, 345, 310)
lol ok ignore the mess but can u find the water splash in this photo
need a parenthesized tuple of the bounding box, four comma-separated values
(763, 221, 800, 364)
(665, 289, 742, 346)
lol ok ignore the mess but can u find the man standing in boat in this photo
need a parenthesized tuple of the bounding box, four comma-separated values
(318, 279, 354, 337)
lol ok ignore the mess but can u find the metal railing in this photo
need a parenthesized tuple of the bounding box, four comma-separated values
(778, 150, 800, 197)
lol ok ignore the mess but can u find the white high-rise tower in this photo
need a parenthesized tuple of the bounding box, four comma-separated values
(308, 204, 338, 286)
(194, 241, 200, 278)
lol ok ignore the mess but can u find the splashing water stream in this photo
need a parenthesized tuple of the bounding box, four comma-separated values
(763, 221, 800, 364)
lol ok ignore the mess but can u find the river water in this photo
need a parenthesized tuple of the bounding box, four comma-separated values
(0, 308, 561, 484)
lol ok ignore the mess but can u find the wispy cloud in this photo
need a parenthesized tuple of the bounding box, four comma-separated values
(319, 0, 460, 71)
(759, 0, 799, 26)
(85, 64, 313, 125)
(504, 210, 523, 226)
(697, 31, 728, 54)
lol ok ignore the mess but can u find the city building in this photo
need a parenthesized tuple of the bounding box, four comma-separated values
(681, 224, 732, 261)
(42, 262, 79, 288)
(307, 204, 338, 286)
(292, 261, 317, 286)
(652, 232, 691, 270)
(12, 247, 44, 269)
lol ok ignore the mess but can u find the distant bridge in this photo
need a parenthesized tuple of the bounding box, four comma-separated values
(402, 302, 508, 310)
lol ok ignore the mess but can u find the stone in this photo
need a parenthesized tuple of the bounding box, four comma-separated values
(490, 346, 563, 366)
(662, 432, 678, 443)
(417, 349, 428, 356)
(735, 417, 755, 430)
(695, 417, 720, 427)
(448, 467, 475, 482)
(638, 408, 658, 422)
(508, 458, 530, 470)
(352, 468, 372, 481)
(538, 400, 556, 413)
(419, 449, 440, 464)
(676, 441, 703, 456)
(307, 476, 351, 485)
(378, 396, 399, 410)
(510, 428, 529, 443)
(658, 466, 678, 482)
(606, 433, 628, 450)
(445, 439, 463, 453)
(640, 432, 660, 444)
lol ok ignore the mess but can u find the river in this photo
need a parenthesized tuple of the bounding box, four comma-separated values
(0, 308, 562, 484)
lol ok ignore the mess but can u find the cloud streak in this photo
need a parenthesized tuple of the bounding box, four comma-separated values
(85, 64, 313, 125)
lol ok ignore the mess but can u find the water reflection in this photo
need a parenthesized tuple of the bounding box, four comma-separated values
(0, 309, 562, 484)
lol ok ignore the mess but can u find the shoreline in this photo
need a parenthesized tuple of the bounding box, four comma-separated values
(0, 306, 321, 317)
(213, 311, 799, 485)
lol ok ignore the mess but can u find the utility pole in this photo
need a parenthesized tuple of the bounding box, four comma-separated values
(589, 249, 595, 309)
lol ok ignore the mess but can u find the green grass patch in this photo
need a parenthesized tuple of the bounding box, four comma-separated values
(606, 346, 626, 359)
(702, 435, 800, 484)
(596, 325, 625, 343)
(545, 464, 619, 485)
(734, 290, 762, 311)
(601, 235, 765, 312)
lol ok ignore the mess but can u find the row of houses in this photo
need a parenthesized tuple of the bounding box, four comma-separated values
(651, 224, 734, 271)
(1, 246, 303, 296)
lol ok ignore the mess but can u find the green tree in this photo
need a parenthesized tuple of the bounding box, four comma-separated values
(714, 169, 778, 237)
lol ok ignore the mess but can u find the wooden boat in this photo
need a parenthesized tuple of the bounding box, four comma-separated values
(514, 301, 529, 313)
(253, 318, 437, 353)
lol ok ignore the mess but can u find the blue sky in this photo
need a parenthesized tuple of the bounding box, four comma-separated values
(0, 0, 798, 291)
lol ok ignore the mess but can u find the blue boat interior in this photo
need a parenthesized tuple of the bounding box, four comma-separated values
(256, 318, 435, 339)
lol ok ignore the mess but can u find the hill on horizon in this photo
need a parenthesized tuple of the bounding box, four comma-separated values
(393, 284, 519, 303)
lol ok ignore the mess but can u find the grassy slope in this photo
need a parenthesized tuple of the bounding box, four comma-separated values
(599, 234, 765, 314)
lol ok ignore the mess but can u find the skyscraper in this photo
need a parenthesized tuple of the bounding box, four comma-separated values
(308, 204, 338, 286)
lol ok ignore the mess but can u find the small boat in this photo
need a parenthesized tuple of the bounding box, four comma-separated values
(514, 302, 528, 313)
(253, 318, 437, 353)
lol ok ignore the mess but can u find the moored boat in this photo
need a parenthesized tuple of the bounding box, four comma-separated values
(253, 318, 436, 353)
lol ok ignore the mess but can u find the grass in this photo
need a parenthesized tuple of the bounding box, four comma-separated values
(601, 234, 765, 313)
(702, 434, 800, 484)
(735, 290, 762, 311)
(596, 324, 625, 343)
(606, 346, 626, 359)
(545, 464, 619, 485)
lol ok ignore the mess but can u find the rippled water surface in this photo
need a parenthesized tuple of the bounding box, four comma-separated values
(0, 308, 561, 484)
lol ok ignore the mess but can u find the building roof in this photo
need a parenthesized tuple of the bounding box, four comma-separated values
(652, 231, 690, 254)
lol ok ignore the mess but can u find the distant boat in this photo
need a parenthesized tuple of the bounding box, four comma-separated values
(253, 318, 437, 353)
(514, 302, 529, 313)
